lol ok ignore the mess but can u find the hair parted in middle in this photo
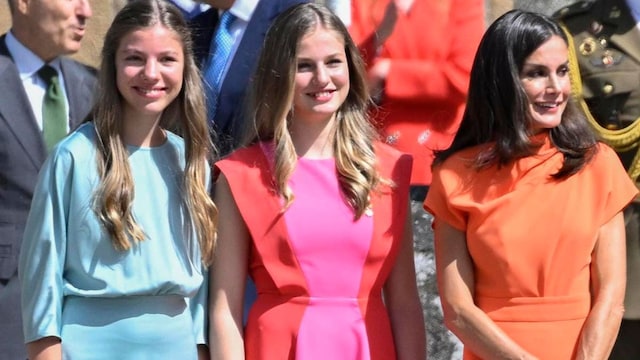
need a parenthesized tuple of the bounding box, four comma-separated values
(245, 2, 382, 219)
(92, 0, 217, 264)
(434, 9, 598, 179)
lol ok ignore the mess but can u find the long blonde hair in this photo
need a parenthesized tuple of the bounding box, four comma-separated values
(92, 0, 217, 264)
(246, 3, 381, 219)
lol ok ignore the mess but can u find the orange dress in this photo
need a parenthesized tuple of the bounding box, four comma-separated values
(424, 135, 638, 359)
(348, 0, 484, 185)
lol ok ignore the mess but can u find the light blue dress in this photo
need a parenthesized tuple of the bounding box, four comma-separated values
(19, 123, 208, 359)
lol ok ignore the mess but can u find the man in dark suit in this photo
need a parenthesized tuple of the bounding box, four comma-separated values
(555, 0, 640, 358)
(0, 1, 95, 358)
(190, 0, 307, 155)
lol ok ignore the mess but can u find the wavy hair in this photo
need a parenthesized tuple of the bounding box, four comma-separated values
(244, 3, 380, 219)
(93, 0, 217, 264)
(434, 9, 597, 179)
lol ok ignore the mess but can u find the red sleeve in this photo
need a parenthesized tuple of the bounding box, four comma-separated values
(348, 0, 379, 67)
(383, 0, 484, 104)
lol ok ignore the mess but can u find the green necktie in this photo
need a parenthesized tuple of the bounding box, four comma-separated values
(39, 65, 67, 153)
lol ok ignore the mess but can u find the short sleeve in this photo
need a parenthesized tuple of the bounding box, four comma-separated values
(593, 144, 638, 225)
(423, 164, 468, 230)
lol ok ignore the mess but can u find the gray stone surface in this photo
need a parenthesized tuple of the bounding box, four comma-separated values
(412, 201, 463, 360)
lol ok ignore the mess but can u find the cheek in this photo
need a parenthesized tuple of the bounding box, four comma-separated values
(171, 65, 185, 90)
(560, 77, 571, 96)
(39, 6, 70, 30)
(294, 73, 310, 91)
(522, 82, 543, 100)
(34, 15, 56, 37)
(115, 65, 135, 93)
(332, 68, 350, 87)
(293, 76, 311, 102)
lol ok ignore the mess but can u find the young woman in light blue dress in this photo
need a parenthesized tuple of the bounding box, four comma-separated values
(18, 1, 217, 359)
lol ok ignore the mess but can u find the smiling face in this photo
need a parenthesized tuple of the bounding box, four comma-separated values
(519, 35, 571, 133)
(115, 24, 185, 122)
(292, 25, 350, 125)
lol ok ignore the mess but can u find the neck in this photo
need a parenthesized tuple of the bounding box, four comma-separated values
(121, 111, 165, 147)
(289, 114, 336, 159)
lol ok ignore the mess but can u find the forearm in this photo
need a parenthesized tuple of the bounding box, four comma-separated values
(26, 336, 62, 360)
(209, 312, 244, 360)
(388, 299, 426, 360)
(445, 305, 538, 360)
(575, 211, 627, 359)
(575, 298, 624, 360)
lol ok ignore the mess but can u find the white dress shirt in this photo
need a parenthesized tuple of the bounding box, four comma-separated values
(4, 31, 70, 133)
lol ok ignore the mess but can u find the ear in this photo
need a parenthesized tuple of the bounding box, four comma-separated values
(15, 0, 30, 15)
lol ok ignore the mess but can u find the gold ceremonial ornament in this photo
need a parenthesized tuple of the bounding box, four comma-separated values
(579, 37, 597, 56)
(561, 25, 640, 181)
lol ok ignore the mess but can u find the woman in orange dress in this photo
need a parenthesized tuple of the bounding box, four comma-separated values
(424, 10, 637, 360)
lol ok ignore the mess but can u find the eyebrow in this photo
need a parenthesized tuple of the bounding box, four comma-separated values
(522, 60, 569, 68)
(296, 53, 345, 60)
(119, 48, 181, 56)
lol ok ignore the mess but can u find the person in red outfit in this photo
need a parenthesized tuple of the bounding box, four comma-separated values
(425, 10, 636, 359)
(348, 0, 484, 199)
(209, 3, 425, 359)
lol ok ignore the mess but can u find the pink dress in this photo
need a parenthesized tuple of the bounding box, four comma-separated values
(215, 142, 412, 360)
(285, 157, 373, 359)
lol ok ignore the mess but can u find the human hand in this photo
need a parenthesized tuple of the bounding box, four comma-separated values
(375, 2, 398, 49)
(367, 58, 391, 101)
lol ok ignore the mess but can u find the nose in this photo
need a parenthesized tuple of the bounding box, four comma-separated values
(313, 65, 330, 86)
(76, 0, 93, 20)
(142, 60, 159, 81)
(546, 74, 562, 93)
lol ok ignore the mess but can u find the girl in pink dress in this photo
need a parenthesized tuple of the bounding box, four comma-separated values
(208, 3, 425, 360)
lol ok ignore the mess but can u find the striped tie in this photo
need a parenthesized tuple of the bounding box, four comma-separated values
(203, 11, 236, 124)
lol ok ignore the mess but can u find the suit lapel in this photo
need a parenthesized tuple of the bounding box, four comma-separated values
(215, 3, 272, 133)
(0, 36, 46, 167)
(609, 26, 640, 65)
(60, 59, 94, 130)
(190, 9, 220, 67)
(223, 1, 271, 85)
